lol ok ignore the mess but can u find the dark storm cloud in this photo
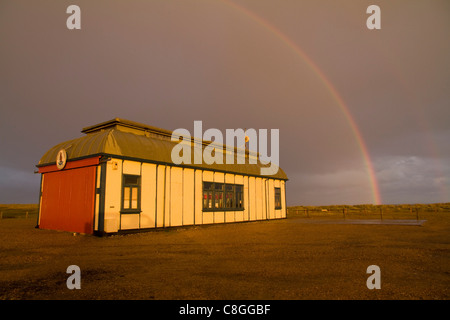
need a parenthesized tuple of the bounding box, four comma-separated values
(374, 155, 450, 204)
(0, 0, 449, 205)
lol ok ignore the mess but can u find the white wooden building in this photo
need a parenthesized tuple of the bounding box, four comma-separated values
(36, 118, 288, 235)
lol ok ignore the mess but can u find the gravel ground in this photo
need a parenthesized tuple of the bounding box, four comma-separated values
(0, 213, 449, 300)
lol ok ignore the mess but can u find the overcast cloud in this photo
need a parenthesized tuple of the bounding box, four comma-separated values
(0, 0, 449, 205)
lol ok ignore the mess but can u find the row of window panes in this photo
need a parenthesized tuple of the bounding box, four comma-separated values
(203, 182, 243, 210)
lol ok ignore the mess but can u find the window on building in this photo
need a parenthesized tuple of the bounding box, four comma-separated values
(203, 181, 244, 211)
(274, 187, 282, 210)
(225, 184, 234, 208)
(122, 174, 141, 213)
(214, 183, 224, 209)
(235, 185, 243, 209)
(203, 182, 213, 209)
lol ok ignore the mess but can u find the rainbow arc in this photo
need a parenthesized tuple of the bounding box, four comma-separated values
(221, 0, 382, 204)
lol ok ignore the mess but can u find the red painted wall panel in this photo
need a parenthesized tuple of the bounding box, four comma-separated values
(39, 165, 97, 234)
(38, 156, 100, 174)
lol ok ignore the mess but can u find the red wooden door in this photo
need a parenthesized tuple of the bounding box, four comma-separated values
(39, 165, 96, 234)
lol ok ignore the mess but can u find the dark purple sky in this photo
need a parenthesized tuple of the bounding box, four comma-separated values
(1, 0, 449, 205)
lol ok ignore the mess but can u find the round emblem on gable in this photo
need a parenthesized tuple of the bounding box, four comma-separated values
(56, 149, 67, 170)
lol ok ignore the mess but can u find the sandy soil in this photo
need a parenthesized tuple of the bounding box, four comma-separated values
(0, 213, 449, 300)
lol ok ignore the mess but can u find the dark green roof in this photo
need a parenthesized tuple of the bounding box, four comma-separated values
(37, 118, 288, 180)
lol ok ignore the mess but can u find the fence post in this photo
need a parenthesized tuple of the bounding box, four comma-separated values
(380, 207, 383, 220)
(416, 208, 419, 221)
(26, 211, 28, 219)
(0, 211, 2, 219)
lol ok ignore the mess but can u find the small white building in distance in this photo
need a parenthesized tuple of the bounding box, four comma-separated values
(36, 118, 288, 236)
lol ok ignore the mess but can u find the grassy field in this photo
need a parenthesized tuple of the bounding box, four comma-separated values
(0, 203, 449, 300)
(1, 203, 448, 220)
(288, 203, 450, 220)
(0, 204, 39, 219)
